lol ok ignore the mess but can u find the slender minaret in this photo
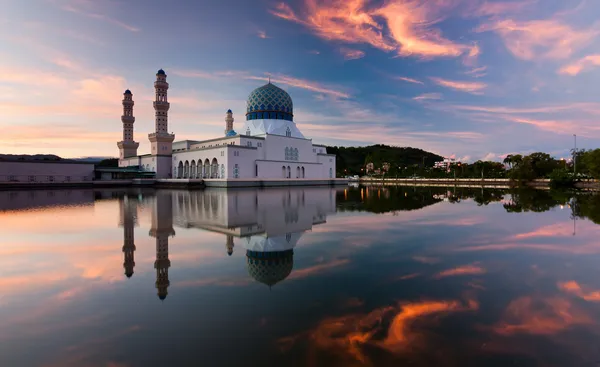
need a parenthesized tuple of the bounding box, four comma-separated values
(117, 90, 139, 159)
(225, 109, 234, 135)
(119, 195, 138, 278)
(226, 235, 234, 256)
(149, 191, 176, 300)
(148, 69, 175, 156)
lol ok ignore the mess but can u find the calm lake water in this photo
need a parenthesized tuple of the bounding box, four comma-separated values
(1, 185, 600, 367)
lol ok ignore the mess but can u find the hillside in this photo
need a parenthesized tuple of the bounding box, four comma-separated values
(326, 144, 444, 175)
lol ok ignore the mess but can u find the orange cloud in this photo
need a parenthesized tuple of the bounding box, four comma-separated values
(434, 264, 486, 279)
(412, 256, 440, 264)
(270, 0, 478, 60)
(493, 296, 591, 335)
(430, 77, 487, 94)
(558, 281, 600, 302)
(278, 297, 479, 365)
(470, 0, 536, 17)
(559, 54, 600, 75)
(477, 18, 599, 60)
(339, 47, 366, 60)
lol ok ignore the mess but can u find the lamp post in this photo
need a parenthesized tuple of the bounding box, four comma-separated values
(573, 134, 577, 176)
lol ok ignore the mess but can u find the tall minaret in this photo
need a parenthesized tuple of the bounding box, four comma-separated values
(226, 235, 234, 256)
(225, 109, 235, 136)
(117, 90, 139, 160)
(119, 195, 138, 278)
(149, 191, 176, 300)
(148, 69, 175, 156)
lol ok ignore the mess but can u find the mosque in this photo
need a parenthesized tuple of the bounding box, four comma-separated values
(118, 187, 337, 299)
(118, 69, 337, 182)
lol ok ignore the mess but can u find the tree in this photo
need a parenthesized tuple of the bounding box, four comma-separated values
(582, 149, 600, 179)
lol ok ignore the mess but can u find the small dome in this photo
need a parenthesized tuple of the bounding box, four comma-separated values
(225, 130, 237, 137)
(246, 82, 293, 122)
(157, 69, 166, 75)
(158, 293, 167, 300)
(227, 109, 232, 113)
(246, 249, 294, 287)
(124, 89, 132, 95)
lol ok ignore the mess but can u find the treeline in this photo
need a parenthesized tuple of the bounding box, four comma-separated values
(326, 144, 443, 176)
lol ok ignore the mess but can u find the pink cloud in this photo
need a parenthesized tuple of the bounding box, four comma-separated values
(477, 18, 600, 60)
(55, 0, 140, 32)
(434, 264, 486, 279)
(413, 93, 443, 101)
(465, 66, 487, 78)
(339, 47, 366, 60)
(270, 0, 478, 60)
(395, 76, 424, 85)
(559, 54, 600, 75)
(257, 30, 270, 39)
(470, 0, 536, 17)
(430, 77, 487, 94)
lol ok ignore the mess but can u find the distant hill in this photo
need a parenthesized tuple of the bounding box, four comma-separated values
(0, 154, 65, 162)
(326, 144, 444, 175)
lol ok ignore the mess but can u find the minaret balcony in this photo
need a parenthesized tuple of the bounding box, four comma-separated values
(153, 101, 170, 110)
(121, 115, 135, 123)
(154, 81, 169, 88)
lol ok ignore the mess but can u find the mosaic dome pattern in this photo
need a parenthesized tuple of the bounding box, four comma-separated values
(246, 249, 294, 287)
(246, 82, 294, 122)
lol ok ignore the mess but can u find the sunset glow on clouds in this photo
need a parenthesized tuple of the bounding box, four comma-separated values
(1, 0, 600, 159)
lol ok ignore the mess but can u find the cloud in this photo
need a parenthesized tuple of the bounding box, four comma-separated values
(173, 69, 351, 99)
(430, 77, 487, 94)
(395, 76, 424, 85)
(270, 0, 478, 60)
(308, 49, 320, 55)
(434, 264, 486, 279)
(476, 17, 600, 60)
(339, 47, 365, 60)
(559, 54, 600, 75)
(465, 66, 487, 78)
(257, 30, 269, 39)
(558, 281, 600, 302)
(278, 297, 479, 365)
(469, 0, 537, 17)
(493, 296, 592, 335)
(53, 0, 140, 32)
(413, 93, 443, 101)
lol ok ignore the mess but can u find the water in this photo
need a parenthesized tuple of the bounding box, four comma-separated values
(1, 186, 600, 366)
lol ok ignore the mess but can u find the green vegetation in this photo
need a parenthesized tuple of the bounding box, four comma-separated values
(96, 158, 119, 167)
(326, 145, 443, 176)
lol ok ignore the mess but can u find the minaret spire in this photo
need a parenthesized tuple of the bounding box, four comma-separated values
(224, 109, 235, 136)
(148, 69, 175, 156)
(117, 89, 139, 159)
(150, 191, 175, 300)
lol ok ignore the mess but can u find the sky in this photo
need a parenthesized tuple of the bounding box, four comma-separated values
(1, 0, 599, 161)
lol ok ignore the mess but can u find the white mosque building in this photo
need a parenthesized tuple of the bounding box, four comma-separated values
(118, 69, 337, 182)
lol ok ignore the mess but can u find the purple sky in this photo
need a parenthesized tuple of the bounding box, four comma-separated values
(1, 0, 599, 161)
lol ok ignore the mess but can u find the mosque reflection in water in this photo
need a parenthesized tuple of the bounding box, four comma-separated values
(118, 187, 337, 299)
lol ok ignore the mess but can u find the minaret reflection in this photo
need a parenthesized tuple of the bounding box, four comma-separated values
(172, 187, 337, 288)
(118, 195, 138, 278)
(149, 191, 176, 300)
(226, 235, 234, 256)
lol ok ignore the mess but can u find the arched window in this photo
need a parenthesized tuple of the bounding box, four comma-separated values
(221, 164, 225, 179)
(287, 166, 291, 178)
(296, 166, 300, 178)
(294, 148, 299, 161)
(302, 166, 305, 178)
(285, 147, 289, 160)
(234, 164, 239, 178)
(177, 161, 184, 178)
(286, 126, 291, 137)
(329, 167, 333, 178)
(246, 128, 251, 136)
(282, 166, 286, 178)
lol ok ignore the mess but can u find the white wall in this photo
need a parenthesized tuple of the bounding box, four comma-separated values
(317, 153, 336, 178)
(0, 161, 95, 182)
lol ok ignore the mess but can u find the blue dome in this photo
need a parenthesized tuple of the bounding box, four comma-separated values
(227, 109, 232, 113)
(246, 82, 294, 122)
(157, 69, 166, 75)
(225, 130, 237, 137)
(124, 89, 132, 95)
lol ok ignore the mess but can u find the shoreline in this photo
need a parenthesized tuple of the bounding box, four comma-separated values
(0, 178, 349, 191)
(357, 178, 600, 191)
